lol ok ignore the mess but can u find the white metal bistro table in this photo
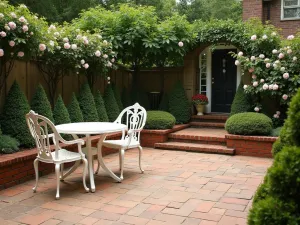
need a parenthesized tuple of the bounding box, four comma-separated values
(55, 122, 127, 192)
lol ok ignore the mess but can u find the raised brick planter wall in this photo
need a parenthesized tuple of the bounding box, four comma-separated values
(226, 134, 277, 158)
(0, 133, 121, 190)
(140, 124, 190, 148)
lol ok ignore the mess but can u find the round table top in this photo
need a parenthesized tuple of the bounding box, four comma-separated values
(55, 122, 127, 135)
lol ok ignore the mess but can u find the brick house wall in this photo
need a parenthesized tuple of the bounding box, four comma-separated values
(243, 0, 300, 37)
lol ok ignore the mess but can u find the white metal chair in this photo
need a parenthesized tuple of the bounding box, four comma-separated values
(26, 110, 89, 199)
(101, 103, 147, 181)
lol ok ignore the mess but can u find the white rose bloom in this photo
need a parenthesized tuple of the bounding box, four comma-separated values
(272, 49, 278, 54)
(271, 32, 277, 36)
(238, 51, 243, 57)
(250, 56, 256, 61)
(63, 37, 69, 43)
(263, 83, 269, 90)
(287, 49, 292, 54)
(71, 44, 77, 50)
(273, 84, 279, 90)
(254, 107, 260, 112)
(235, 60, 240, 66)
(95, 50, 101, 57)
(259, 54, 265, 59)
(49, 40, 54, 46)
(269, 84, 274, 90)
(253, 81, 258, 87)
(262, 34, 268, 39)
(260, 79, 265, 83)
(293, 56, 297, 61)
(243, 85, 248, 90)
(280, 67, 285, 72)
(81, 59, 85, 65)
(0, 13, 4, 19)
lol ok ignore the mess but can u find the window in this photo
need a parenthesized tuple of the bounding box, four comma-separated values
(282, 0, 300, 20)
(199, 52, 207, 95)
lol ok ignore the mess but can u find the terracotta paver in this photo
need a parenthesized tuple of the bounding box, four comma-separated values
(0, 148, 272, 225)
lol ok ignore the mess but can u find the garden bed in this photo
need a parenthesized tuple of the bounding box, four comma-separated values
(226, 134, 277, 158)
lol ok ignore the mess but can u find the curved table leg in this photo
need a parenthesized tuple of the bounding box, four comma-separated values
(61, 160, 81, 180)
(97, 135, 122, 182)
(86, 134, 96, 192)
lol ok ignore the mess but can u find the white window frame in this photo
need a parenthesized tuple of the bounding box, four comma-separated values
(281, 0, 300, 20)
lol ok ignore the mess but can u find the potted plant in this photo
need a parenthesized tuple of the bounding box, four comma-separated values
(192, 94, 208, 115)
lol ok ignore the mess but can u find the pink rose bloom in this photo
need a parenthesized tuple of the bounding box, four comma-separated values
(0, 31, 6, 37)
(287, 35, 295, 40)
(19, 16, 26, 23)
(22, 25, 28, 32)
(95, 50, 101, 57)
(276, 111, 281, 115)
(17, 51, 24, 57)
(178, 41, 184, 47)
(83, 63, 89, 69)
(8, 22, 16, 30)
(273, 84, 279, 90)
(64, 43, 70, 49)
(273, 114, 279, 119)
(252, 75, 257, 79)
(39, 44, 46, 51)
(63, 37, 69, 43)
(30, 32, 33, 35)
(84, 39, 89, 45)
(282, 94, 288, 100)
(251, 35, 257, 41)
(283, 73, 289, 79)
(9, 40, 15, 47)
(269, 84, 274, 90)
(278, 53, 284, 59)
(248, 68, 254, 73)
(266, 63, 271, 68)
(253, 81, 258, 87)
(0, 49, 4, 57)
(10, 13, 17, 18)
(254, 107, 260, 112)
(260, 79, 265, 83)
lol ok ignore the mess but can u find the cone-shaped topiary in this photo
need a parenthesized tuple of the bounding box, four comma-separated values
(103, 84, 120, 122)
(230, 81, 252, 116)
(1, 81, 34, 147)
(68, 93, 84, 123)
(122, 87, 132, 108)
(94, 90, 109, 122)
(78, 83, 99, 122)
(169, 81, 190, 124)
(31, 84, 54, 122)
(53, 95, 71, 125)
(112, 84, 123, 112)
(286, 88, 300, 146)
(158, 92, 169, 112)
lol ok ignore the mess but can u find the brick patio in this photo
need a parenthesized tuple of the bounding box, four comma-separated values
(0, 148, 272, 225)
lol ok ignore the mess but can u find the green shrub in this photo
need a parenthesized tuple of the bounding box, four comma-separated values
(272, 120, 294, 156)
(31, 84, 54, 122)
(112, 84, 123, 112)
(122, 87, 132, 108)
(230, 81, 252, 116)
(1, 81, 34, 147)
(286, 88, 300, 146)
(248, 197, 299, 225)
(272, 139, 284, 156)
(53, 95, 71, 125)
(78, 83, 99, 122)
(0, 135, 20, 154)
(271, 126, 282, 137)
(145, 111, 176, 130)
(169, 81, 191, 124)
(158, 92, 169, 112)
(252, 176, 270, 204)
(225, 112, 272, 135)
(94, 90, 109, 122)
(103, 84, 120, 122)
(68, 93, 84, 123)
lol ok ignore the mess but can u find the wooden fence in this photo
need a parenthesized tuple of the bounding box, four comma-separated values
(0, 61, 184, 112)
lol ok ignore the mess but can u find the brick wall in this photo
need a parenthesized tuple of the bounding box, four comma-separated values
(243, 0, 300, 37)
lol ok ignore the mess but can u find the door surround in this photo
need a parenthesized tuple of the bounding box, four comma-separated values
(199, 45, 241, 113)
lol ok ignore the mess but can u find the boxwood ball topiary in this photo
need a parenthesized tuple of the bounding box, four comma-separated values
(53, 95, 71, 125)
(68, 93, 84, 123)
(169, 81, 190, 124)
(78, 82, 99, 122)
(103, 84, 120, 122)
(230, 81, 252, 116)
(225, 112, 272, 136)
(112, 84, 123, 112)
(145, 111, 176, 130)
(31, 84, 54, 122)
(1, 81, 35, 147)
(0, 135, 20, 154)
(94, 90, 109, 122)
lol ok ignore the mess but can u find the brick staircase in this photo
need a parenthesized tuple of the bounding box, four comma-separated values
(155, 114, 235, 155)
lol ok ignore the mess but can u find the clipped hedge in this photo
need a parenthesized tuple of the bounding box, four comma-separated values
(1, 81, 34, 147)
(68, 93, 84, 123)
(145, 111, 176, 130)
(158, 92, 169, 112)
(169, 81, 190, 124)
(94, 90, 109, 122)
(0, 135, 20, 154)
(112, 84, 123, 112)
(230, 81, 252, 116)
(225, 112, 272, 136)
(31, 84, 54, 122)
(78, 83, 99, 122)
(103, 84, 120, 122)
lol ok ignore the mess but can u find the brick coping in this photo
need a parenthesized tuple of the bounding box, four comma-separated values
(141, 124, 190, 135)
(0, 132, 122, 167)
(225, 134, 278, 142)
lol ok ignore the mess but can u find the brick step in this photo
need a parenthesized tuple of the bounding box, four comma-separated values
(168, 132, 226, 145)
(168, 138, 226, 145)
(189, 122, 225, 128)
(155, 142, 235, 155)
(191, 115, 229, 123)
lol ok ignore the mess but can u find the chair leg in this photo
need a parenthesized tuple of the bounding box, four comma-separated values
(119, 150, 122, 171)
(55, 164, 60, 200)
(119, 149, 125, 181)
(60, 163, 64, 181)
(92, 155, 95, 175)
(33, 159, 39, 193)
(95, 158, 100, 174)
(138, 146, 144, 173)
(82, 159, 90, 192)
